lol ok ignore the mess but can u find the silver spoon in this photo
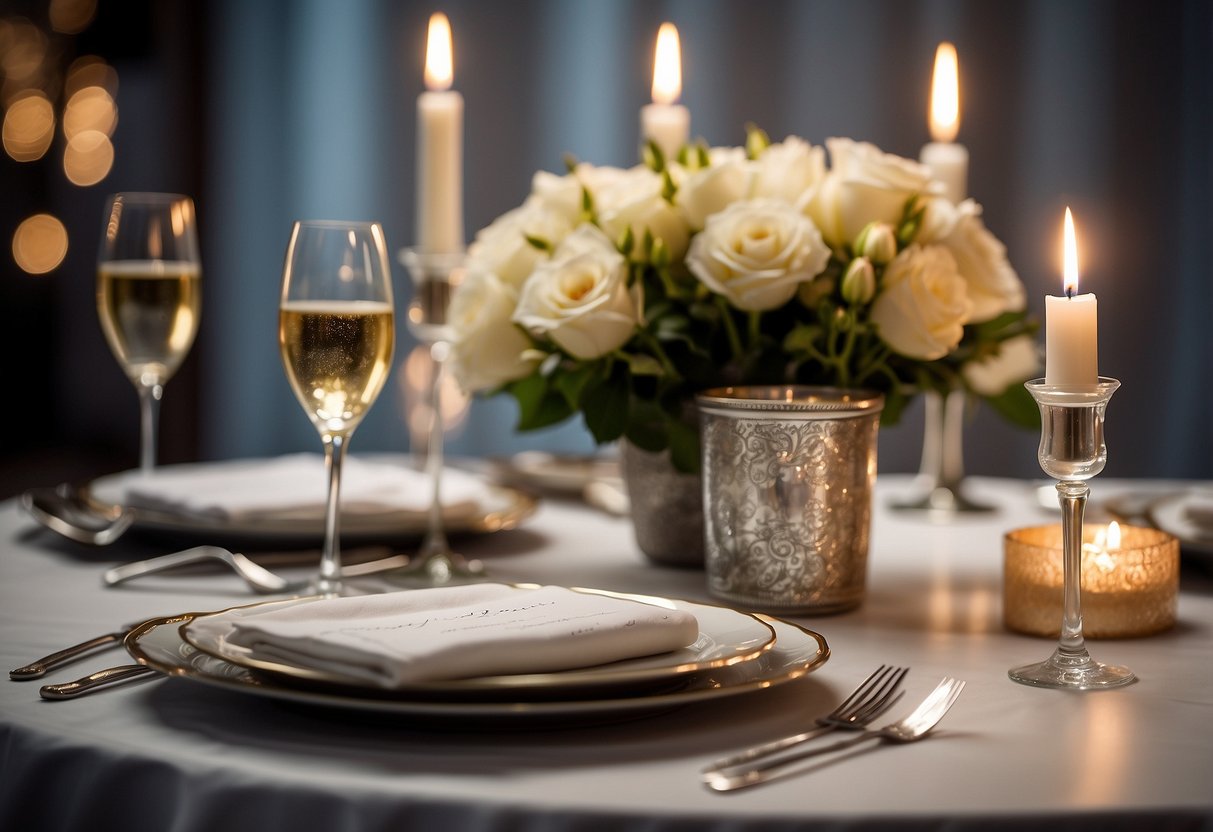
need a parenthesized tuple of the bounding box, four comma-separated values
(104, 546, 302, 594)
(21, 484, 134, 546)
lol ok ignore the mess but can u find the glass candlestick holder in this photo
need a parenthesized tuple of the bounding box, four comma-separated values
(891, 387, 994, 514)
(1008, 376, 1134, 689)
(387, 248, 485, 586)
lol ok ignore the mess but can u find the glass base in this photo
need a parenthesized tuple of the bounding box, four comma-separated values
(890, 484, 996, 514)
(380, 551, 487, 588)
(1008, 648, 1136, 690)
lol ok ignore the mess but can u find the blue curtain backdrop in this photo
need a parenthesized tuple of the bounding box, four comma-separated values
(1, 0, 1209, 493)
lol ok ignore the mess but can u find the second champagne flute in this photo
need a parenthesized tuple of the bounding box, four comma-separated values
(279, 221, 395, 596)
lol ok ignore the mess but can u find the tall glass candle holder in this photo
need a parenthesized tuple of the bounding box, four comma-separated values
(891, 387, 994, 514)
(1009, 377, 1134, 689)
(388, 248, 484, 586)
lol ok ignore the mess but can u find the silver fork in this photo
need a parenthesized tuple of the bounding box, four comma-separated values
(703, 665, 908, 775)
(705, 676, 966, 792)
(103, 546, 302, 594)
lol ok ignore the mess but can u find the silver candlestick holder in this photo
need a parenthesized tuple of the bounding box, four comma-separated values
(385, 248, 484, 586)
(1008, 376, 1134, 690)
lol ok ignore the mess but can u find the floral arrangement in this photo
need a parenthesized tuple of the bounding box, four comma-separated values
(446, 129, 1038, 471)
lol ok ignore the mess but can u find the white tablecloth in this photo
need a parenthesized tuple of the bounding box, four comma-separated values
(2, 475, 1211, 831)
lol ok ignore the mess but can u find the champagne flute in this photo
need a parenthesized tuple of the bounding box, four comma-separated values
(96, 193, 201, 474)
(388, 248, 484, 585)
(279, 221, 395, 596)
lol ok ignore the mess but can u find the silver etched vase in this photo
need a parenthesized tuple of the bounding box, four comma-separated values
(620, 440, 705, 568)
(696, 386, 884, 613)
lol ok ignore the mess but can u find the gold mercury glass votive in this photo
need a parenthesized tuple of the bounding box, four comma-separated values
(1004, 523, 1179, 638)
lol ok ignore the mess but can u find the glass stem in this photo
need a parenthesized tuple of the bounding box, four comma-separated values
(138, 382, 164, 474)
(319, 433, 347, 595)
(940, 387, 967, 489)
(1056, 480, 1090, 657)
(423, 342, 450, 558)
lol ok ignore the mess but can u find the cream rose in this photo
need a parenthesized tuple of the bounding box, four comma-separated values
(465, 197, 572, 288)
(750, 136, 826, 205)
(870, 244, 972, 360)
(936, 200, 1025, 323)
(513, 225, 641, 359)
(803, 137, 941, 249)
(686, 198, 831, 312)
(447, 270, 536, 393)
(596, 165, 691, 260)
(530, 163, 629, 226)
(962, 334, 1040, 396)
(675, 146, 749, 230)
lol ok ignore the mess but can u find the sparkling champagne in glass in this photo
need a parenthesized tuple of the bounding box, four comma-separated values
(279, 221, 395, 596)
(96, 193, 201, 474)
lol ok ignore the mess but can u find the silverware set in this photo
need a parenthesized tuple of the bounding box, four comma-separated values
(9, 619, 156, 700)
(702, 667, 964, 791)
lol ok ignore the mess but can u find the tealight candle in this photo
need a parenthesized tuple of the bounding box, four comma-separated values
(1004, 522, 1178, 638)
(640, 22, 689, 162)
(920, 42, 968, 204)
(416, 12, 464, 254)
(1044, 208, 1098, 386)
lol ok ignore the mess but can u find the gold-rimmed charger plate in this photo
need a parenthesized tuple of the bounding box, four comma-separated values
(85, 455, 536, 544)
(126, 612, 828, 720)
(178, 587, 776, 696)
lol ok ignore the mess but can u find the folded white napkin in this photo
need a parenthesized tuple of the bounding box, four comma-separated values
(204, 583, 699, 688)
(121, 454, 491, 520)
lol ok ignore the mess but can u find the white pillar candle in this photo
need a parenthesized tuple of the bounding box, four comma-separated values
(640, 22, 689, 162)
(416, 12, 464, 254)
(920, 42, 968, 204)
(1045, 208, 1099, 387)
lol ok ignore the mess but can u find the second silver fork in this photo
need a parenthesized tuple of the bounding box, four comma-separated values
(703, 664, 908, 776)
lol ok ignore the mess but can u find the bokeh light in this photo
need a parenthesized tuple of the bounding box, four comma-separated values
(50, 0, 98, 34)
(65, 55, 118, 98)
(63, 85, 117, 138)
(63, 128, 113, 185)
(12, 213, 69, 274)
(2, 91, 55, 161)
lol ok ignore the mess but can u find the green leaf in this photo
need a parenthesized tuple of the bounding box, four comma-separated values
(642, 139, 666, 173)
(878, 385, 910, 426)
(553, 361, 606, 409)
(623, 353, 664, 376)
(582, 373, 630, 443)
(661, 169, 677, 203)
(666, 418, 701, 473)
(784, 323, 824, 354)
(580, 186, 595, 222)
(507, 374, 574, 431)
(745, 123, 771, 159)
(984, 382, 1041, 430)
(563, 153, 579, 174)
(524, 234, 554, 253)
(617, 224, 635, 257)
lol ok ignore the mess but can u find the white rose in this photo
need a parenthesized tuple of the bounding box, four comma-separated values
(530, 163, 628, 226)
(466, 198, 572, 288)
(962, 335, 1041, 396)
(513, 225, 641, 359)
(870, 244, 972, 360)
(936, 200, 1025, 323)
(675, 146, 749, 230)
(750, 136, 826, 205)
(804, 137, 941, 249)
(447, 270, 536, 393)
(596, 165, 691, 260)
(686, 198, 831, 312)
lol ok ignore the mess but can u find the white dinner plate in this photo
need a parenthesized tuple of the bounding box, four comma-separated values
(179, 587, 776, 695)
(86, 455, 536, 543)
(126, 611, 829, 721)
(1148, 491, 1213, 559)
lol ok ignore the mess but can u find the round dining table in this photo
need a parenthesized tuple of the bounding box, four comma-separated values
(1, 473, 1210, 831)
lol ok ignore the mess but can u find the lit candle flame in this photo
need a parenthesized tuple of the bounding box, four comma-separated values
(1106, 520, 1121, 550)
(929, 42, 960, 143)
(652, 22, 682, 105)
(424, 12, 453, 91)
(1063, 206, 1079, 297)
